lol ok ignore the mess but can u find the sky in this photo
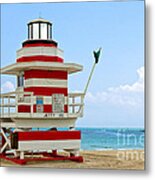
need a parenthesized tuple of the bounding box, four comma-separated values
(1, 1, 144, 128)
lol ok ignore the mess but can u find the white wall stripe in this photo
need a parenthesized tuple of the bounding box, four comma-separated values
(24, 78, 67, 88)
(18, 140, 81, 151)
(17, 46, 64, 59)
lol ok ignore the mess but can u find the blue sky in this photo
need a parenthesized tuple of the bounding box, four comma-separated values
(1, 1, 144, 128)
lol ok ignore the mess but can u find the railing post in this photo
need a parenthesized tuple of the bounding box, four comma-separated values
(15, 93, 18, 115)
(2, 97, 4, 117)
(8, 95, 10, 116)
(67, 96, 69, 116)
(72, 96, 75, 114)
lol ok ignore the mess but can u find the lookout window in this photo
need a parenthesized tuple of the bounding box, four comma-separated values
(28, 20, 52, 40)
(17, 75, 24, 87)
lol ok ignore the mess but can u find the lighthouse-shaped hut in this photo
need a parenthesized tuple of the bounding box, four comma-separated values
(0, 18, 85, 163)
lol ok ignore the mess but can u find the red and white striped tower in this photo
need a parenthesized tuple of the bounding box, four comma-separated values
(0, 18, 85, 163)
(16, 18, 68, 114)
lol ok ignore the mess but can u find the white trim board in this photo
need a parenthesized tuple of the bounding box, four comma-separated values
(18, 140, 81, 151)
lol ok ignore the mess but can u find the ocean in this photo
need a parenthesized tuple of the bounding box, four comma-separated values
(0, 128, 144, 151)
(78, 128, 144, 150)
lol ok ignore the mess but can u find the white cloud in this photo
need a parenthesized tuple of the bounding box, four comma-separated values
(1, 81, 15, 93)
(86, 66, 144, 107)
(109, 66, 144, 93)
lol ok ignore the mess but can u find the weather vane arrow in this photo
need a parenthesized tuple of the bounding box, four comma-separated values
(93, 47, 102, 64)
(84, 48, 102, 95)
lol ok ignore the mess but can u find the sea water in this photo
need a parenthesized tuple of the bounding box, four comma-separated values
(78, 128, 144, 150)
(0, 128, 144, 150)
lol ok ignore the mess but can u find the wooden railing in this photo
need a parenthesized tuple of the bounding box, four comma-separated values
(68, 93, 84, 117)
(0, 91, 34, 117)
(0, 91, 84, 118)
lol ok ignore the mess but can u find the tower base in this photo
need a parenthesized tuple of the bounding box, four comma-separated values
(1, 128, 83, 165)
(0, 151, 83, 165)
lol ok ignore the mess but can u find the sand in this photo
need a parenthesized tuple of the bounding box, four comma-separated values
(0, 150, 144, 170)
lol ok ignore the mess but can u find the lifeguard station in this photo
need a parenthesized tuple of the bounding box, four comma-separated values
(0, 18, 101, 165)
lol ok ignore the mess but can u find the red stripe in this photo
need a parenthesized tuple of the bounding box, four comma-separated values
(23, 43, 57, 48)
(24, 87, 68, 96)
(17, 56, 63, 63)
(18, 105, 30, 113)
(64, 105, 68, 113)
(18, 131, 81, 141)
(18, 105, 68, 113)
(24, 70, 67, 80)
(1, 133, 6, 146)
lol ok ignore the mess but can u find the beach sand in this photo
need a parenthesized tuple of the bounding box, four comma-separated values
(0, 150, 144, 170)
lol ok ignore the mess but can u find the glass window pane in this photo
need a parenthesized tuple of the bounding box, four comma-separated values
(40, 23, 47, 39)
(17, 75, 24, 87)
(17, 76, 20, 87)
(48, 24, 51, 39)
(21, 75, 24, 86)
(33, 23, 39, 39)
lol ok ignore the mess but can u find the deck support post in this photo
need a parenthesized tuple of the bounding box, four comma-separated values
(20, 151, 24, 160)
